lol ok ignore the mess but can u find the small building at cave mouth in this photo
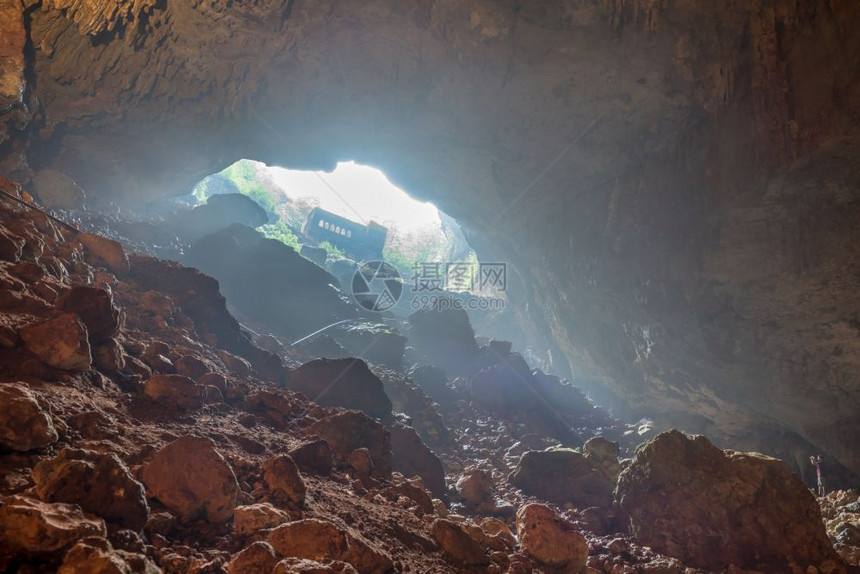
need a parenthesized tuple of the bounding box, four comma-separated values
(303, 207, 387, 261)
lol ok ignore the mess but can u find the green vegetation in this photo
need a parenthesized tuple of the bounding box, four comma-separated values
(319, 241, 345, 258)
(220, 160, 279, 214)
(258, 221, 300, 250)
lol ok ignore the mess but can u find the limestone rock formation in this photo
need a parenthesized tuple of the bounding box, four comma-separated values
(615, 429, 838, 571)
(286, 357, 392, 421)
(141, 435, 239, 523)
(184, 224, 357, 339)
(3, 0, 858, 482)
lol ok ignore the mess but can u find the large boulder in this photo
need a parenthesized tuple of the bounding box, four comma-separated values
(233, 504, 291, 536)
(227, 541, 280, 574)
(516, 503, 588, 569)
(78, 233, 129, 275)
(262, 454, 307, 506)
(129, 254, 284, 382)
(56, 286, 121, 344)
(430, 519, 490, 566)
(508, 447, 614, 508)
(172, 193, 268, 242)
(389, 423, 445, 496)
(0, 495, 106, 556)
(0, 382, 58, 451)
(267, 518, 393, 574)
(141, 436, 239, 523)
(32, 448, 149, 531)
(143, 374, 204, 411)
(407, 308, 479, 377)
(615, 430, 839, 571)
(183, 224, 356, 339)
(287, 358, 392, 421)
(328, 322, 407, 371)
(19, 313, 91, 371)
(308, 411, 392, 478)
(58, 538, 159, 574)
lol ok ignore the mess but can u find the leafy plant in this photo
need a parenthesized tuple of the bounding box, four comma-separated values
(257, 221, 300, 251)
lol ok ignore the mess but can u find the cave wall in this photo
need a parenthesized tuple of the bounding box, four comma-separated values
(2, 0, 860, 482)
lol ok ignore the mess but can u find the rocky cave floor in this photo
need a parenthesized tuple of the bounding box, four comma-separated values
(0, 177, 859, 574)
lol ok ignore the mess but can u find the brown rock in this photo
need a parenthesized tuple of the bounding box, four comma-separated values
(245, 389, 300, 428)
(455, 468, 494, 513)
(615, 430, 839, 571)
(308, 410, 392, 478)
(390, 422, 445, 496)
(267, 519, 347, 562)
(19, 313, 92, 371)
(289, 439, 333, 476)
(174, 354, 211, 380)
(430, 518, 490, 566)
(267, 519, 392, 574)
(233, 503, 290, 536)
(0, 494, 106, 555)
(286, 358, 392, 420)
(227, 541, 280, 574)
(382, 477, 434, 515)
(143, 374, 203, 410)
(508, 447, 614, 508)
(0, 382, 58, 451)
(480, 518, 517, 548)
(141, 436, 239, 523)
(78, 232, 129, 275)
(262, 454, 307, 506)
(273, 558, 358, 573)
(218, 350, 251, 377)
(199, 372, 228, 392)
(56, 286, 121, 344)
(0, 226, 24, 262)
(347, 448, 374, 477)
(32, 447, 149, 531)
(58, 538, 159, 574)
(93, 338, 126, 373)
(583, 436, 622, 482)
(516, 503, 588, 569)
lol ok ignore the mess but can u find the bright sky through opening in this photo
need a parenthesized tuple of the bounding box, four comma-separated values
(269, 161, 440, 230)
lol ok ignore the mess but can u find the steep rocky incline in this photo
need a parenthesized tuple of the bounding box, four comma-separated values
(1, 178, 858, 572)
(1, 0, 860, 483)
